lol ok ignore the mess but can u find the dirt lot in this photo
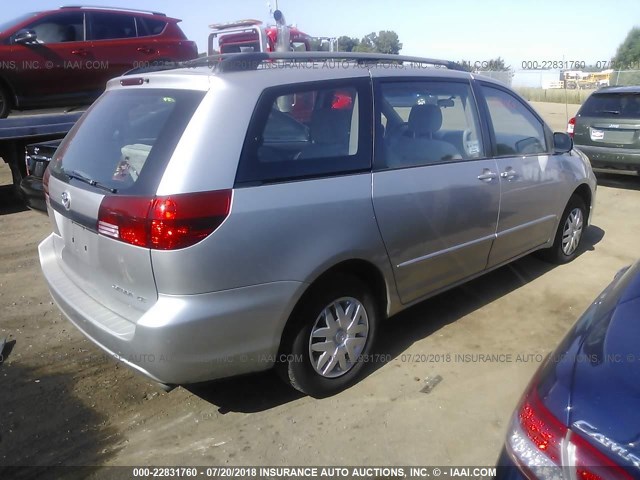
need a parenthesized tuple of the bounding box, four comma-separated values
(1, 102, 639, 472)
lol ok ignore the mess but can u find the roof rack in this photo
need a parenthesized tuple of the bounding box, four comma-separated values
(60, 5, 166, 16)
(122, 52, 467, 77)
(197, 52, 466, 73)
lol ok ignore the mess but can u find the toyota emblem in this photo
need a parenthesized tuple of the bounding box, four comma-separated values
(61, 191, 71, 210)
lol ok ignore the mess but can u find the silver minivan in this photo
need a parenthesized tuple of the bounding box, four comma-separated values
(39, 53, 597, 397)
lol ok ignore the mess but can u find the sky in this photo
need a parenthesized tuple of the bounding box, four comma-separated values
(3, 0, 639, 70)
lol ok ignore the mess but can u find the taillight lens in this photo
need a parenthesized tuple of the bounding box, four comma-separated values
(567, 117, 576, 138)
(505, 380, 633, 480)
(97, 190, 232, 250)
(518, 389, 566, 464)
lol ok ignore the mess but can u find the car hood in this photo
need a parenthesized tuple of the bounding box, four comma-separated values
(567, 261, 640, 469)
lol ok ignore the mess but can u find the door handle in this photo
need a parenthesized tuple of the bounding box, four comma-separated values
(71, 49, 88, 56)
(500, 168, 518, 180)
(137, 47, 155, 55)
(477, 169, 498, 182)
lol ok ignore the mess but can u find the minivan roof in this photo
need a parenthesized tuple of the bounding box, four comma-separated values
(114, 52, 489, 89)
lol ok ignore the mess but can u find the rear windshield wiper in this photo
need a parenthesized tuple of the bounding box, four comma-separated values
(600, 110, 621, 115)
(65, 169, 118, 194)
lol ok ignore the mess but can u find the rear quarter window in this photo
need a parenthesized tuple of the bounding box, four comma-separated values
(236, 79, 372, 185)
(136, 17, 167, 36)
(51, 89, 204, 195)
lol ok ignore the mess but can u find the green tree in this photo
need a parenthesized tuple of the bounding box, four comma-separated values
(374, 30, 402, 55)
(353, 32, 376, 53)
(336, 36, 360, 52)
(457, 60, 473, 72)
(352, 31, 402, 54)
(612, 27, 640, 69)
(484, 57, 510, 71)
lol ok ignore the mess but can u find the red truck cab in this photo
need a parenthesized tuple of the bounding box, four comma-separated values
(208, 10, 311, 55)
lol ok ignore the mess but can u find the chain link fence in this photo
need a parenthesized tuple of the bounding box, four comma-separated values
(478, 69, 640, 88)
(476, 70, 640, 104)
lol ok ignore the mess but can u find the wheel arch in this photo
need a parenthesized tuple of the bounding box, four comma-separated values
(571, 182, 593, 224)
(278, 258, 390, 351)
(572, 183, 592, 210)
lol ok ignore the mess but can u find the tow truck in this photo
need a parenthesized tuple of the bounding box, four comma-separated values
(208, 9, 312, 55)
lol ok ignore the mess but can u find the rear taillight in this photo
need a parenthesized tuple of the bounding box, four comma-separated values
(97, 190, 232, 250)
(518, 389, 566, 464)
(567, 117, 576, 138)
(505, 380, 633, 479)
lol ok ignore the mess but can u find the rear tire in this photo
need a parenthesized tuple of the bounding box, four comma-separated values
(9, 160, 26, 199)
(538, 195, 586, 264)
(277, 274, 379, 397)
(0, 84, 11, 119)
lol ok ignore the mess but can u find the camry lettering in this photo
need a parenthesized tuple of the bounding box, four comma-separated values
(574, 420, 640, 469)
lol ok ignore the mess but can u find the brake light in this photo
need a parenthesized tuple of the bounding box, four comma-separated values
(568, 117, 576, 138)
(120, 77, 146, 86)
(97, 190, 232, 250)
(505, 380, 633, 479)
(518, 390, 566, 464)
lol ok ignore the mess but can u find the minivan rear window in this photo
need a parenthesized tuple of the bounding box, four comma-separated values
(580, 93, 640, 119)
(51, 89, 205, 194)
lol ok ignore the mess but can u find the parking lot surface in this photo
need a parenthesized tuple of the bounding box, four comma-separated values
(1, 101, 639, 468)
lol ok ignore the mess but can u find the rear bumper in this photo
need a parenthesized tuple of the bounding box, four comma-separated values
(19, 176, 47, 213)
(575, 144, 640, 171)
(39, 234, 306, 385)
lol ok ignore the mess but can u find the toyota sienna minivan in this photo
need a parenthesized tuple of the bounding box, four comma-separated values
(39, 52, 597, 397)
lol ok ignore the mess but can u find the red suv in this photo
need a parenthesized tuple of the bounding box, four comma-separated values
(0, 6, 198, 117)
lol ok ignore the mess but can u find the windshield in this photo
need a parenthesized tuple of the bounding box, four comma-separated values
(580, 93, 640, 119)
(51, 89, 205, 194)
(0, 13, 37, 34)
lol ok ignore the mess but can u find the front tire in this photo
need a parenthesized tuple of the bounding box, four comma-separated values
(538, 195, 586, 264)
(278, 274, 379, 397)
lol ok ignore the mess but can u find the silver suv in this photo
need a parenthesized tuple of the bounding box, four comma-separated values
(39, 52, 597, 397)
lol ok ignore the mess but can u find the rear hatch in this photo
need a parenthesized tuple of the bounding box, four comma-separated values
(46, 87, 205, 322)
(574, 91, 640, 150)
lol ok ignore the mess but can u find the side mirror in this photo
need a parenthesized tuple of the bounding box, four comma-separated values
(553, 132, 573, 153)
(14, 29, 38, 44)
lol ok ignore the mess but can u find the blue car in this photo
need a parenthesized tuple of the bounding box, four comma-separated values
(497, 261, 640, 479)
